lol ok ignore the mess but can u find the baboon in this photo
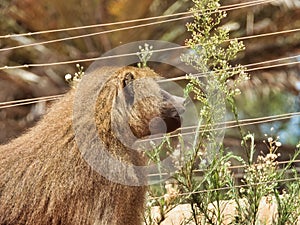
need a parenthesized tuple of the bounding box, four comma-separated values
(0, 66, 185, 225)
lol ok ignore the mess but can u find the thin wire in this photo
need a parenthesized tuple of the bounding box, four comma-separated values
(148, 177, 300, 200)
(0, 51, 149, 70)
(169, 60, 300, 83)
(0, 0, 274, 39)
(0, 15, 192, 53)
(0, 46, 186, 70)
(1, 26, 300, 71)
(0, 97, 61, 109)
(246, 61, 300, 72)
(0, 15, 191, 40)
(0, 94, 63, 106)
(147, 158, 300, 178)
(235, 28, 300, 41)
(0, 0, 276, 53)
(183, 114, 298, 135)
(0, 95, 62, 109)
(178, 112, 300, 132)
(245, 54, 300, 68)
(139, 113, 300, 143)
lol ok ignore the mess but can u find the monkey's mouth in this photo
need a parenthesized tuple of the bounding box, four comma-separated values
(148, 106, 184, 135)
(149, 115, 182, 135)
(164, 115, 181, 133)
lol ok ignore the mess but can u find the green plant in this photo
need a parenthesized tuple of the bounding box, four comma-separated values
(145, 0, 248, 224)
(234, 132, 300, 225)
(175, 0, 247, 223)
(137, 43, 153, 68)
(274, 173, 300, 225)
(144, 0, 300, 224)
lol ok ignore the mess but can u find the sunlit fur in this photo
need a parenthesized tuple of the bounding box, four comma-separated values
(0, 66, 183, 225)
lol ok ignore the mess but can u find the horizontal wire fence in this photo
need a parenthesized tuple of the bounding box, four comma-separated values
(1, 27, 300, 70)
(0, 0, 278, 43)
(0, 0, 274, 39)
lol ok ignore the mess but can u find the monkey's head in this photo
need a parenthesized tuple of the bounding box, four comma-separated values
(96, 66, 185, 142)
(73, 66, 185, 183)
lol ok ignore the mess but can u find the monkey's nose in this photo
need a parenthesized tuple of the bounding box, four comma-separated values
(171, 95, 186, 115)
(176, 104, 185, 115)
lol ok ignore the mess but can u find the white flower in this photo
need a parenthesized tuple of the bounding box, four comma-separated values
(64, 74, 72, 81)
(234, 88, 241, 95)
(224, 161, 231, 167)
(268, 137, 273, 143)
(275, 141, 282, 147)
(257, 165, 263, 170)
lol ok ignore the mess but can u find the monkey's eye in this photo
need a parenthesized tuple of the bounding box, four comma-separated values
(122, 72, 135, 105)
(123, 72, 134, 88)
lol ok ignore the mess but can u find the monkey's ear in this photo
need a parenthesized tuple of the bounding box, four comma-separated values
(122, 72, 135, 105)
(122, 72, 134, 88)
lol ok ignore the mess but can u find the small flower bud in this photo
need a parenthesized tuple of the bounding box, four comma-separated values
(65, 74, 72, 81)
(234, 88, 241, 95)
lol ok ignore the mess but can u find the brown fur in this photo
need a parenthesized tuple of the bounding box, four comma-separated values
(0, 66, 183, 225)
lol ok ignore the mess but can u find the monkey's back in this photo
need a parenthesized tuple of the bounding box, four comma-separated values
(0, 87, 146, 225)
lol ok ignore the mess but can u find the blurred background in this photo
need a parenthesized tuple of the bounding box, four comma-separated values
(0, 0, 299, 162)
